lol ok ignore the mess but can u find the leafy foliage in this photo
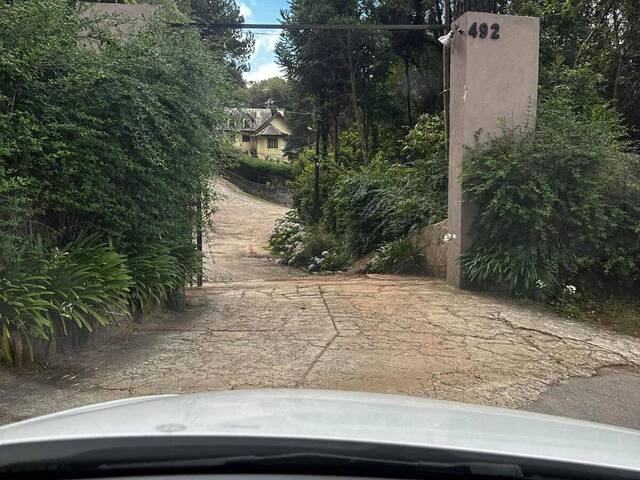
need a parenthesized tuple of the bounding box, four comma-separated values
(0, 0, 235, 364)
(269, 211, 308, 266)
(269, 211, 349, 272)
(461, 87, 640, 301)
(275, 0, 445, 156)
(504, 0, 640, 142)
(295, 114, 447, 256)
(0, 262, 52, 364)
(1, 0, 231, 247)
(368, 238, 425, 275)
(240, 77, 294, 110)
(180, 0, 254, 79)
(228, 154, 296, 185)
(127, 243, 181, 315)
(0, 236, 133, 363)
(47, 236, 132, 335)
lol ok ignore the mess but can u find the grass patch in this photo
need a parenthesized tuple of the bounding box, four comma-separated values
(579, 294, 640, 337)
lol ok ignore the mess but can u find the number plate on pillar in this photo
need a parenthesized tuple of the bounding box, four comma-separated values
(468, 22, 500, 39)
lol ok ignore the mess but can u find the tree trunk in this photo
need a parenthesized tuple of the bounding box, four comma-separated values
(346, 30, 369, 163)
(370, 121, 379, 154)
(612, 5, 623, 105)
(321, 107, 329, 159)
(313, 115, 321, 223)
(332, 106, 340, 163)
(404, 58, 414, 126)
(332, 69, 340, 163)
(196, 188, 203, 287)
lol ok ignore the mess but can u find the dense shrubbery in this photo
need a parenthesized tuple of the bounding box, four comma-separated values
(269, 211, 349, 272)
(367, 238, 425, 275)
(1, 236, 132, 362)
(270, 114, 446, 274)
(290, 114, 447, 258)
(227, 154, 296, 185)
(0, 1, 231, 363)
(461, 85, 640, 310)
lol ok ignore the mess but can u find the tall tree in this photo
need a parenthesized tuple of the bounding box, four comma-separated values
(242, 77, 294, 110)
(181, 0, 254, 81)
(501, 0, 640, 140)
(277, 0, 393, 163)
(375, 0, 429, 126)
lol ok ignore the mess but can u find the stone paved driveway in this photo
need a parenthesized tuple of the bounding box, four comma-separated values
(1, 179, 640, 426)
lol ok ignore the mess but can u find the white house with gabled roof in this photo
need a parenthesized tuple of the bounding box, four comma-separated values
(228, 108, 291, 161)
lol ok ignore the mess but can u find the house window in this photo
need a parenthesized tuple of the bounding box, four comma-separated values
(242, 135, 250, 142)
(267, 137, 278, 149)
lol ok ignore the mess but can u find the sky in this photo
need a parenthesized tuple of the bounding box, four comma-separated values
(239, 0, 290, 83)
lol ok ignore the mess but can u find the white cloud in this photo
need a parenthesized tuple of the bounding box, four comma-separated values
(239, 2, 252, 20)
(243, 62, 285, 83)
(251, 33, 280, 60)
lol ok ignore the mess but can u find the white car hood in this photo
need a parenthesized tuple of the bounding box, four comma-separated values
(1, 389, 639, 472)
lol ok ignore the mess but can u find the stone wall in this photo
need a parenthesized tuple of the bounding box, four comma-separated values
(408, 219, 448, 278)
(223, 170, 293, 206)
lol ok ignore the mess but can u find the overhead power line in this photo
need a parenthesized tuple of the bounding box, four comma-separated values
(169, 22, 450, 31)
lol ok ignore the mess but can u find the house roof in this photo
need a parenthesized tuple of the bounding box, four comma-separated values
(227, 108, 287, 135)
(257, 124, 286, 136)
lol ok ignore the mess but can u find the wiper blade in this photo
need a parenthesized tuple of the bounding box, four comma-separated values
(98, 451, 525, 478)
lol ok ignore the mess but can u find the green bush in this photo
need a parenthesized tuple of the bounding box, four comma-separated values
(0, 261, 52, 364)
(269, 211, 349, 272)
(228, 154, 296, 185)
(292, 149, 343, 224)
(301, 226, 350, 272)
(170, 242, 203, 288)
(367, 238, 425, 274)
(461, 88, 640, 303)
(325, 158, 446, 256)
(269, 211, 306, 265)
(127, 243, 182, 317)
(0, 235, 203, 364)
(48, 236, 132, 336)
(292, 114, 447, 257)
(1, 1, 230, 247)
(0, 234, 202, 363)
(0, 0, 231, 363)
(0, 236, 133, 363)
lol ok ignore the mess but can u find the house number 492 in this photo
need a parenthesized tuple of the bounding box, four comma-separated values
(468, 22, 500, 40)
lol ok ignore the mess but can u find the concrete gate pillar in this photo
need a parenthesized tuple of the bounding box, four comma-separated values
(446, 10, 540, 287)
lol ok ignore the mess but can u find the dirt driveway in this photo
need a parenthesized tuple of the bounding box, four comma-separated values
(2, 179, 640, 427)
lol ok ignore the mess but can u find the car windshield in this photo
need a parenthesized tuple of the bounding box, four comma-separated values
(1, 0, 640, 469)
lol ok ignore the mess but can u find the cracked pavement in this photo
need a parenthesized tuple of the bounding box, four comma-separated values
(1, 179, 640, 428)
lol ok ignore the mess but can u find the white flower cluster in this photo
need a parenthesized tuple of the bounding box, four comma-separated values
(270, 211, 306, 265)
(536, 280, 576, 295)
(443, 232, 457, 244)
(308, 250, 331, 272)
(270, 212, 337, 272)
(287, 241, 305, 265)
